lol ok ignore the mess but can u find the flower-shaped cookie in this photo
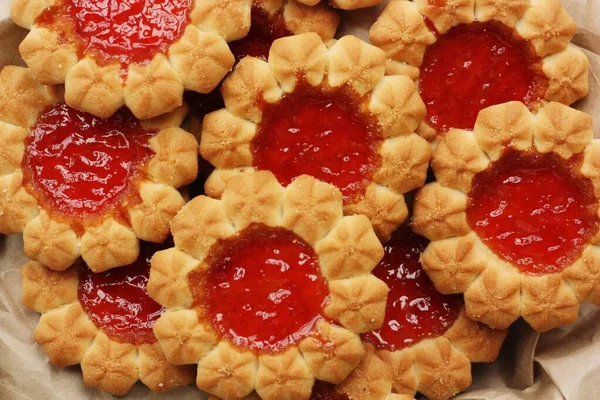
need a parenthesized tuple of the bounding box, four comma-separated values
(369, 0, 589, 140)
(11, 0, 243, 119)
(0, 66, 198, 272)
(200, 33, 430, 240)
(21, 243, 195, 396)
(360, 226, 507, 400)
(413, 101, 598, 332)
(148, 170, 389, 400)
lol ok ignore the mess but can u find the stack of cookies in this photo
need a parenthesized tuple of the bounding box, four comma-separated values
(0, 0, 595, 399)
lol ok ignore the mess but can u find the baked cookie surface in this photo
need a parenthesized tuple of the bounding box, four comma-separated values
(369, 0, 589, 140)
(21, 242, 196, 396)
(0, 66, 198, 272)
(357, 226, 507, 400)
(200, 33, 430, 241)
(11, 0, 243, 119)
(185, 0, 340, 125)
(147, 170, 389, 400)
(413, 101, 599, 332)
(208, 351, 416, 399)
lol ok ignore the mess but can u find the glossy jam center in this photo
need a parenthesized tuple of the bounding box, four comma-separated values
(468, 150, 598, 274)
(253, 88, 382, 203)
(362, 227, 463, 351)
(23, 103, 154, 218)
(419, 21, 547, 133)
(198, 223, 329, 353)
(38, 0, 192, 65)
(78, 242, 168, 345)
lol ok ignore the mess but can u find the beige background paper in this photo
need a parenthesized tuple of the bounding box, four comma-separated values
(0, 0, 599, 399)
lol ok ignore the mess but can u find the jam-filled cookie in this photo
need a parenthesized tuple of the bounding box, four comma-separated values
(413, 101, 598, 332)
(360, 226, 507, 400)
(369, 0, 589, 140)
(0, 66, 198, 272)
(200, 33, 430, 240)
(21, 242, 195, 396)
(11, 0, 244, 119)
(147, 170, 389, 400)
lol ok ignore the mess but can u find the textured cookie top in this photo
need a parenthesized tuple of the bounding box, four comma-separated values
(369, 0, 588, 140)
(201, 33, 431, 241)
(208, 348, 417, 399)
(0, 66, 198, 272)
(21, 243, 195, 396)
(148, 170, 390, 400)
(413, 101, 599, 332)
(185, 0, 340, 125)
(358, 226, 506, 400)
(12, 0, 245, 119)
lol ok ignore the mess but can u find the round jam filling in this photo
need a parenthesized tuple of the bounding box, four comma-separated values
(468, 150, 598, 275)
(253, 88, 382, 204)
(362, 227, 463, 351)
(37, 0, 192, 65)
(23, 103, 154, 219)
(78, 242, 169, 345)
(195, 223, 329, 353)
(419, 21, 547, 133)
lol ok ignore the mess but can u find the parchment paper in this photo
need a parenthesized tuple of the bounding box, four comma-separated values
(0, 0, 599, 399)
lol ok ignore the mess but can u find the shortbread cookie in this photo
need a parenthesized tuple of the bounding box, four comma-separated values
(148, 170, 389, 400)
(0, 66, 198, 272)
(200, 33, 430, 240)
(370, 0, 589, 140)
(11, 0, 242, 119)
(361, 226, 507, 399)
(413, 101, 598, 331)
(21, 242, 195, 396)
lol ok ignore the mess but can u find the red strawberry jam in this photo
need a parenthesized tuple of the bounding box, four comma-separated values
(192, 223, 329, 353)
(78, 241, 169, 345)
(37, 0, 192, 65)
(230, 6, 291, 62)
(23, 103, 154, 219)
(363, 227, 463, 351)
(253, 87, 382, 204)
(468, 150, 598, 275)
(419, 21, 547, 133)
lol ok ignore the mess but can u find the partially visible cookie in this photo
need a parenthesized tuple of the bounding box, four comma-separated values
(200, 33, 430, 241)
(370, 0, 588, 140)
(359, 226, 507, 400)
(414, 101, 598, 332)
(0, 66, 198, 272)
(21, 242, 195, 396)
(12, 0, 244, 119)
